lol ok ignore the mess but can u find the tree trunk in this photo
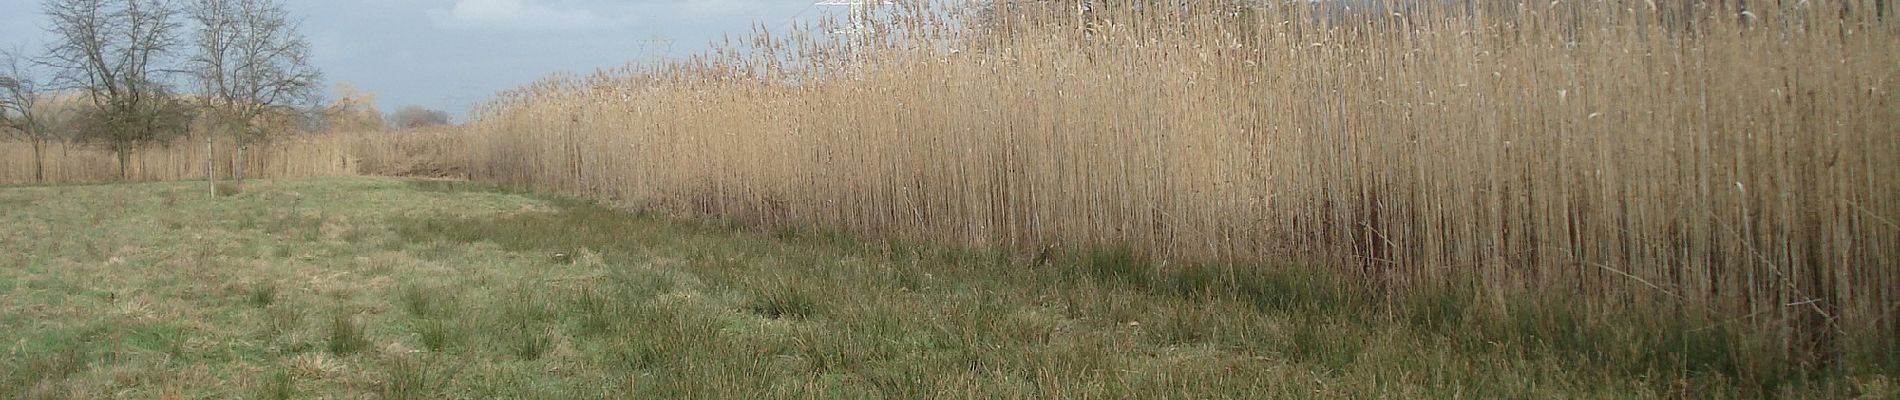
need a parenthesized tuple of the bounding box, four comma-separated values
(234, 137, 245, 190)
(31, 138, 45, 184)
(206, 131, 217, 197)
(117, 143, 130, 181)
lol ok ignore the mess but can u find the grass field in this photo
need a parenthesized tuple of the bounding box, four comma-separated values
(1, 177, 1889, 398)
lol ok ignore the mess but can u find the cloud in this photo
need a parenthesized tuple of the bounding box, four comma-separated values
(428, 0, 611, 31)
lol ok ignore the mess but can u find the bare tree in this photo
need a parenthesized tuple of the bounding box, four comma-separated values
(0, 48, 73, 183)
(42, 0, 186, 180)
(390, 105, 450, 130)
(187, 0, 319, 194)
(319, 81, 386, 133)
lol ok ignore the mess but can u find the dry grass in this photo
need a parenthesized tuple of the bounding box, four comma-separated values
(455, 0, 1900, 375)
(0, 131, 464, 185)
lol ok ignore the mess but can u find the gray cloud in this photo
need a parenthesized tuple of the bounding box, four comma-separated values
(427, 0, 616, 31)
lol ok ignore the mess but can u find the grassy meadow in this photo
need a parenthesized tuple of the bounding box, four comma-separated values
(4, 1, 1898, 398)
(2, 177, 1886, 398)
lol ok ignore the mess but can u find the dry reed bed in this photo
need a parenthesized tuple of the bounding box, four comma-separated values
(470, 1, 1894, 366)
(0, 131, 464, 185)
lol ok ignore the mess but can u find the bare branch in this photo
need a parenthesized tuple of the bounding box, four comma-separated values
(188, 0, 319, 119)
(41, 0, 189, 179)
(184, 0, 321, 186)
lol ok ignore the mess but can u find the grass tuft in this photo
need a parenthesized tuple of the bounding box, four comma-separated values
(1285, 318, 1365, 370)
(263, 306, 303, 341)
(248, 282, 278, 307)
(405, 179, 499, 194)
(214, 182, 240, 197)
(379, 356, 445, 400)
(415, 318, 460, 353)
(570, 286, 617, 336)
(258, 369, 294, 400)
(505, 324, 551, 360)
(1232, 268, 1371, 316)
(745, 284, 820, 320)
(1402, 284, 1475, 331)
(1078, 247, 1151, 289)
(3, 346, 87, 399)
(397, 284, 457, 319)
(327, 311, 368, 356)
(1158, 264, 1226, 298)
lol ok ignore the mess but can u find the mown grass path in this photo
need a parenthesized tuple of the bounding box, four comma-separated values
(0, 178, 1885, 398)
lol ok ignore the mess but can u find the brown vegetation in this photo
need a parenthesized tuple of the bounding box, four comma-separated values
(390, 106, 452, 130)
(456, 0, 1900, 372)
(0, 131, 459, 185)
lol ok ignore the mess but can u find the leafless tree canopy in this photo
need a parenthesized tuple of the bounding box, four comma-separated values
(0, 48, 64, 182)
(188, 0, 319, 123)
(317, 82, 385, 133)
(186, 0, 320, 188)
(41, 0, 188, 178)
(0, 52, 35, 130)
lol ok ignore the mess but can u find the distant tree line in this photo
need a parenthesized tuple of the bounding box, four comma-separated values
(391, 105, 451, 130)
(0, 0, 448, 190)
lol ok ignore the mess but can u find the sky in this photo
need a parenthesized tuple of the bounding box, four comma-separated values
(0, 0, 834, 122)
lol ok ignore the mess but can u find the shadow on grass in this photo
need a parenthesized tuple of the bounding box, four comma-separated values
(404, 180, 491, 194)
(391, 183, 666, 267)
(1044, 243, 1879, 395)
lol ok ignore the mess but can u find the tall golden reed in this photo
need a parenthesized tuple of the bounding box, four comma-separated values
(472, 0, 1894, 367)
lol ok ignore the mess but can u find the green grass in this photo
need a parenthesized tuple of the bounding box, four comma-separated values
(326, 310, 368, 356)
(257, 368, 294, 400)
(0, 177, 1888, 398)
(248, 281, 278, 307)
(214, 182, 241, 197)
